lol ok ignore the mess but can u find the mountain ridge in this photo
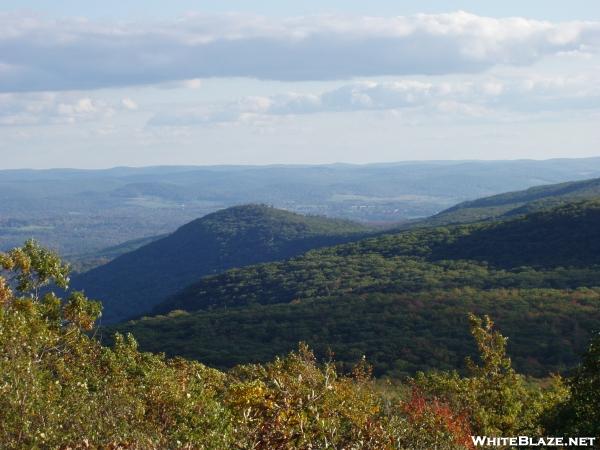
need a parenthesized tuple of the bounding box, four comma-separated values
(420, 176, 600, 226)
(72, 204, 370, 323)
(114, 199, 600, 376)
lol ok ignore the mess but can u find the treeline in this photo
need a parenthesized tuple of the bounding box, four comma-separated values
(1, 241, 598, 448)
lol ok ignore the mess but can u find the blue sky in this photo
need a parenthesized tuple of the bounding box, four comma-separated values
(0, 2, 599, 168)
(6, 1, 600, 21)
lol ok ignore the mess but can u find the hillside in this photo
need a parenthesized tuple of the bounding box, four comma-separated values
(72, 205, 370, 323)
(115, 201, 600, 376)
(118, 288, 600, 378)
(152, 201, 600, 314)
(67, 234, 166, 273)
(431, 200, 600, 267)
(421, 176, 600, 226)
(5, 240, 593, 447)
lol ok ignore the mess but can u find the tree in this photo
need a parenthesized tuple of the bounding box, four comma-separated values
(0, 238, 70, 299)
(414, 314, 567, 437)
(545, 331, 600, 437)
(0, 241, 230, 448)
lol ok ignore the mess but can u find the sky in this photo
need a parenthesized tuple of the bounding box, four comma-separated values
(1, 2, 599, 168)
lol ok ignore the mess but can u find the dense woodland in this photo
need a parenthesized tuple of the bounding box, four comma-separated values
(0, 241, 598, 448)
(120, 288, 600, 378)
(109, 202, 600, 378)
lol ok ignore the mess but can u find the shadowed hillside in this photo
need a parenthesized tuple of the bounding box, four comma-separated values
(72, 204, 370, 323)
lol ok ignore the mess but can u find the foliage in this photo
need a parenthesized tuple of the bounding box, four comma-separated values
(4, 240, 588, 448)
(0, 241, 458, 448)
(224, 345, 393, 449)
(391, 388, 474, 450)
(544, 331, 600, 438)
(413, 315, 568, 437)
(118, 288, 600, 378)
(0, 241, 231, 449)
(0, 238, 70, 297)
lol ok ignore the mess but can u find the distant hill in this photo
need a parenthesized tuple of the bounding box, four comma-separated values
(4, 159, 600, 255)
(422, 176, 600, 226)
(72, 205, 370, 323)
(115, 200, 600, 376)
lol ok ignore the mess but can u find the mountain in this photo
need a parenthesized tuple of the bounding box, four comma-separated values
(422, 176, 600, 226)
(72, 205, 370, 324)
(152, 200, 600, 314)
(4, 159, 600, 255)
(115, 200, 600, 377)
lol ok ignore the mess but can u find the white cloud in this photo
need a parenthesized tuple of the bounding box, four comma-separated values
(121, 97, 138, 110)
(0, 92, 135, 126)
(147, 74, 600, 126)
(156, 78, 203, 90)
(1, 11, 600, 92)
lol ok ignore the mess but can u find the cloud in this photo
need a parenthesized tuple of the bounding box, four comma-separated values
(147, 74, 600, 126)
(121, 97, 138, 110)
(0, 92, 133, 126)
(156, 78, 203, 90)
(1, 11, 600, 92)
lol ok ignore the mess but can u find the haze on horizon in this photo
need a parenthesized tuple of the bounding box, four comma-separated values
(1, 1, 599, 169)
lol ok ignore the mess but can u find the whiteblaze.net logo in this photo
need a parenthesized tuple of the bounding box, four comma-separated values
(471, 436, 597, 447)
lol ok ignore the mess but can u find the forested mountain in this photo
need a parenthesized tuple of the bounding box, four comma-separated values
(116, 201, 600, 377)
(72, 205, 370, 323)
(152, 201, 600, 314)
(423, 176, 600, 226)
(431, 200, 600, 268)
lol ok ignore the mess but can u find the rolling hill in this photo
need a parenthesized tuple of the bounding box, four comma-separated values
(423, 176, 600, 226)
(114, 200, 600, 377)
(72, 205, 370, 324)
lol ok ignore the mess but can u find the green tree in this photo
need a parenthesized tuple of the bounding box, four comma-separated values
(0, 241, 230, 449)
(545, 331, 600, 437)
(414, 314, 567, 437)
(0, 238, 70, 298)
